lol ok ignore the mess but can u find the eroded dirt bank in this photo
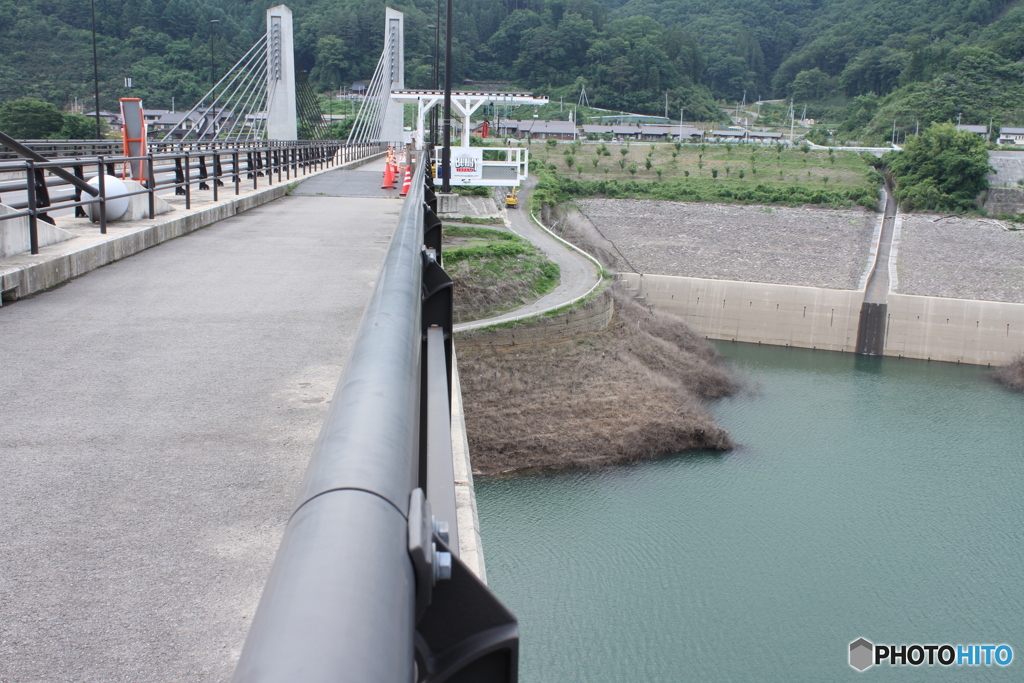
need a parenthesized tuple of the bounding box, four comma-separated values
(457, 285, 740, 474)
(994, 355, 1024, 391)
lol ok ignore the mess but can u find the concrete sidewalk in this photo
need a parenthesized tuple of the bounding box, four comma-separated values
(1, 153, 385, 304)
(0, 177, 400, 681)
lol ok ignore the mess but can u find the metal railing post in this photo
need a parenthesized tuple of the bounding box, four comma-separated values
(184, 152, 191, 210)
(147, 155, 155, 219)
(97, 157, 107, 234)
(25, 161, 39, 254)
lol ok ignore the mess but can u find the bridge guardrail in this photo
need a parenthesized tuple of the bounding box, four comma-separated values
(0, 134, 386, 254)
(231, 150, 518, 683)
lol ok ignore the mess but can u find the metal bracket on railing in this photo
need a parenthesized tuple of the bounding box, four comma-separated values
(424, 205, 442, 257)
(421, 247, 453, 387)
(408, 488, 519, 683)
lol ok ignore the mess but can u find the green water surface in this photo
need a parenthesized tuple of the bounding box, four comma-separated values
(475, 343, 1024, 681)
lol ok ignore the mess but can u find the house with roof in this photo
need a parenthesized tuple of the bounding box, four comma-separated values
(672, 126, 704, 141)
(84, 110, 122, 127)
(640, 125, 671, 141)
(748, 131, 784, 144)
(609, 124, 641, 140)
(516, 120, 578, 140)
(581, 124, 614, 139)
(997, 127, 1024, 145)
(957, 124, 988, 137)
(710, 129, 747, 141)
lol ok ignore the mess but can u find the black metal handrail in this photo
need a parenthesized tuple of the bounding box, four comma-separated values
(0, 138, 364, 161)
(0, 137, 387, 254)
(232, 151, 518, 683)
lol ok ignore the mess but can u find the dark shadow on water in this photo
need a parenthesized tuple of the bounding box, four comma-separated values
(480, 445, 734, 484)
(852, 352, 885, 375)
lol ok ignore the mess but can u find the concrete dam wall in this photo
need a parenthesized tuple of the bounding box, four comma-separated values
(620, 273, 1024, 365)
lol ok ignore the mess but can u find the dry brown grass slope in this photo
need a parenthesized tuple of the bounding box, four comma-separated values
(458, 285, 739, 474)
(994, 355, 1024, 392)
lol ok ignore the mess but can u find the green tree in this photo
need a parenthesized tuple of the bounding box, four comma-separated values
(58, 113, 103, 139)
(0, 98, 64, 138)
(884, 122, 992, 211)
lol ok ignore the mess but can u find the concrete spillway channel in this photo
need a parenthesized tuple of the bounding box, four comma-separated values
(856, 179, 898, 355)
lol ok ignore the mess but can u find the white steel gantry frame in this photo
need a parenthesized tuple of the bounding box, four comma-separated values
(390, 90, 549, 149)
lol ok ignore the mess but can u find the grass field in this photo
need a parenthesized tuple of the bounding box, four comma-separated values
(528, 140, 882, 209)
(443, 224, 560, 323)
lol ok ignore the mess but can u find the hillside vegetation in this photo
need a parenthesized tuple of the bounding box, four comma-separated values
(5, 0, 1024, 141)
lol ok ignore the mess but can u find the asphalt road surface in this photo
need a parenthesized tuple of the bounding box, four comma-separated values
(454, 178, 600, 331)
(0, 171, 400, 681)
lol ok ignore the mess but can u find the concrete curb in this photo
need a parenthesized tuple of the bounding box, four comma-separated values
(0, 152, 386, 304)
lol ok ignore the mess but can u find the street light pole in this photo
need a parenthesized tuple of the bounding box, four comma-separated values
(427, 24, 438, 146)
(90, 0, 102, 139)
(441, 0, 453, 192)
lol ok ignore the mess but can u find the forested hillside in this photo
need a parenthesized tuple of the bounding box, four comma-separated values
(4, 0, 1024, 140)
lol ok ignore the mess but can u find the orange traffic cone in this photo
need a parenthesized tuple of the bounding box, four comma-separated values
(381, 162, 396, 189)
(398, 167, 412, 197)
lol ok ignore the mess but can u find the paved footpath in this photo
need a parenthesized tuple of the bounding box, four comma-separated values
(0, 165, 400, 681)
(454, 178, 601, 332)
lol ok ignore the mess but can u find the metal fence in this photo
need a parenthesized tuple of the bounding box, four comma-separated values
(0, 133, 386, 255)
(231, 151, 518, 683)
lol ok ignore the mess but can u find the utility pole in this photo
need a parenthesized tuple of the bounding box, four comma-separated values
(665, 91, 668, 120)
(427, 23, 438, 144)
(89, 0, 102, 139)
(441, 0, 453, 193)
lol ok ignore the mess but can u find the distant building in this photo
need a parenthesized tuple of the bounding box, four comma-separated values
(997, 127, 1024, 145)
(350, 80, 369, 96)
(671, 126, 705, 141)
(748, 131, 784, 143)
(711, 129, 746, 140)
(84, 110, 121, 127)
(150, 108, 234, 139)
(640, 125, 670, 141)
(515, 120, 578, 140)
(143, 109, 171, 124)
(610, 124, 641, 140)
(957, 124, 988, 137)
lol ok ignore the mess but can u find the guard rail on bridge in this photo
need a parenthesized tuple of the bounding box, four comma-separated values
(231, 151, 518, 683)
(0, 133, 385, 254)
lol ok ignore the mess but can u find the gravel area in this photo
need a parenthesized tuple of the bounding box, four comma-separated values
(895, 216, 1024, 302)
(577, 199, 877, 289)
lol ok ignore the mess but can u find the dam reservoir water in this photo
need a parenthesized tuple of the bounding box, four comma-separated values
(475, 343, 1024, 681)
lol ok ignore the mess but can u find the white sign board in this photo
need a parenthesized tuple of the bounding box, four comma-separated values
(433, 146, 528, 187)
(451, 147, 483, 184)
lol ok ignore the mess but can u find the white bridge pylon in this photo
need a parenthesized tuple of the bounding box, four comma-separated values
(390, 90, 549, 149)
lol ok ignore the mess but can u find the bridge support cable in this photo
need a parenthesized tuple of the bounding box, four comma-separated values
(295, 71, 331, 141)
(219, 59, 271, 142)
(347, 40, 392, 145)
(232, 154, 518, 683)
(159, 35, 268, 142)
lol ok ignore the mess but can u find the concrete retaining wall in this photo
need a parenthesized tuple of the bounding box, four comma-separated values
(455, 288, 613, 348)
(620, 272, 1024, 365)
(450, 352, 486, 582)
(0, 204, 76, 258)
(620, 273, 863, 352)
(884, 293, 1024, 364)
